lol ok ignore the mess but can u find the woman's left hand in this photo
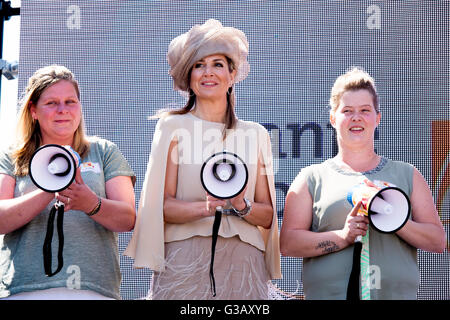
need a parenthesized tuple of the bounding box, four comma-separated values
(56, 167, 98, 213)
(229, 187, 248, 211)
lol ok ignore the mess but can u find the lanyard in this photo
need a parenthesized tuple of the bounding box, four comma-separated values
(346, 230, 371, 300)
(209, 210, 222, 297)
(347, 241, 362, 300)
(43, 201, 65, 277)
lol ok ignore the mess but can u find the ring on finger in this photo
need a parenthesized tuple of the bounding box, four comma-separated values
(356, 223, 360, 229)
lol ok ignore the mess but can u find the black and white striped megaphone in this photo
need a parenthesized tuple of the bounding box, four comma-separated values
(29, 144, 80, 193)
(347, 180, 410, 234)
(29, 144, 81, 277)
(200, 151, 248, 200)
(200, 151, 248, 297)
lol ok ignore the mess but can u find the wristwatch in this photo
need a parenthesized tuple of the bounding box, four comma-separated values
(232, 198, 252, 218)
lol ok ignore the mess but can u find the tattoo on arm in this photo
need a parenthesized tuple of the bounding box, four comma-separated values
(315, 240, 340, 254)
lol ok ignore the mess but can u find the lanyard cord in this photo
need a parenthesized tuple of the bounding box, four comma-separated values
(346, 241, 362, 300)
(209, 210, 222, 297)
(43, 201, 65, 277)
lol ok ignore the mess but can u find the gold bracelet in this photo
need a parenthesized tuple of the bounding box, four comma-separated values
(86, 197, 102, 216)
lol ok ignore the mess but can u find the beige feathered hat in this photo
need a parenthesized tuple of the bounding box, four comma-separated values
(167, 19, 250, 93)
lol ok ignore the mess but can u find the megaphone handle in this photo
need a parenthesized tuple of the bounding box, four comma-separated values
(209, 210, 222, 297)
(43, 201, 65, 277)
(346, 241, 362, 300)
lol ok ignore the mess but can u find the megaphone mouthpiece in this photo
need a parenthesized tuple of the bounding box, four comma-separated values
(48, 154, 71, 176)
(214, 162, 235, 182)
(370, 196, 394, 215)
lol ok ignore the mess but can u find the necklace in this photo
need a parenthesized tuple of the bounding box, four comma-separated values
(330, 156, 387, 175)
(332, 154, 382, 173)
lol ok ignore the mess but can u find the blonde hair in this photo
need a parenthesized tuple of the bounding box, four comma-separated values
(12, 65, 90, 176)
(329, 67, 379, 113)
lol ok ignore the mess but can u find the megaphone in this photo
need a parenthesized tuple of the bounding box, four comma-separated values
(347, 180, 410, 234)
(200, 151, 248, 297)
(200, 151, 248, 200)
(346, 180, 411, 300)
(29, 144, 81, 193)
(29, 144, 81, 277)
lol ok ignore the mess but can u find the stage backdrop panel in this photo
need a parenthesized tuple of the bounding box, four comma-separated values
(17, 1, 449, 299)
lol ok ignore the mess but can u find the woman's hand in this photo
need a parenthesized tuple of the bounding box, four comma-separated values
(56, 166, 135, 232)
(55, 167, 98, 213)
(205, 193, 227, 216)
(340, 201, 370, 244)
(228, 186, 247, 211)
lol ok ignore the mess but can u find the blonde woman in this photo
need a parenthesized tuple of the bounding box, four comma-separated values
(0, 65, 136, 299)
(280, 67, 445, 300)
(125, 20, 281, 299)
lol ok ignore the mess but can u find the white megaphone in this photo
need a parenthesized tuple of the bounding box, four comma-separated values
(29, 144, 81, 277)
(29, 144, 81, 193)
(346, 180, 411, 300)
(200, 151, 248, 297)
(347, 180, 410, 234)
(200, 151, 248, 200)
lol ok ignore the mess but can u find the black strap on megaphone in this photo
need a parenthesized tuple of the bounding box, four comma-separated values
(209, 210, 222, 297)
(346, 240, 362, 300)
(43, 200, 65, 277)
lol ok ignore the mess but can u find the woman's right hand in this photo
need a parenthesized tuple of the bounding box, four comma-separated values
(340, 201, 370, 244)
(205, 194, 226, 217)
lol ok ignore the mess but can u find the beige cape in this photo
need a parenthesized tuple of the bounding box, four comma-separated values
(124, 113, 281, 279)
